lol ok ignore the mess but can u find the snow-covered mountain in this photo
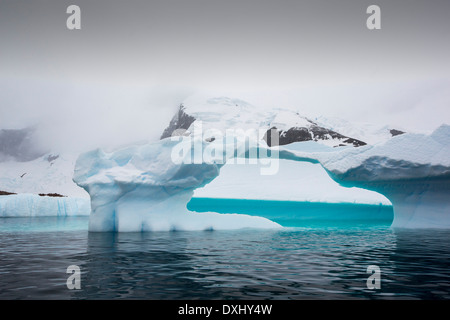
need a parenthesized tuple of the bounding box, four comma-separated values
(311, 116, 405, 146)
(0, 127, 87, 197)
(161, 96, 403, 147)
(0, 127, 90, 216)
(0, 152, 88, 198)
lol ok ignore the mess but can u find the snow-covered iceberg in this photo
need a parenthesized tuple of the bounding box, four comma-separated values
(74, 123, 450, 231)
(281, 124, 450, 228)
(73, 137, 281, 232)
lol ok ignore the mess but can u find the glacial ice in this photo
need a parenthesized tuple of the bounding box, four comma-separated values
(74, 124, 450, 231)
(281, 124, 450, 228)
(0, 193, 90, 217)
(73, 137, 281, 232)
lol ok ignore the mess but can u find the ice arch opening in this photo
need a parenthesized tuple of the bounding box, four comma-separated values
(276, 125, 450, 229)
(276, 149, 450, 229)
(189, 159, 393, 226)
(73, 125, 450, 231)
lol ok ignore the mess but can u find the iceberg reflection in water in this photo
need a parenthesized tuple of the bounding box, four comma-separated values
(0, 212, 449, 299)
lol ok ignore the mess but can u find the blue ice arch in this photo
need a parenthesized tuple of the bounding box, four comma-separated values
(73, 125, 450, 231)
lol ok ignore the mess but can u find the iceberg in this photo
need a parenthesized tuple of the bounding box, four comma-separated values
(73, 137, 281, 232)
(74, 121, 450, 232)
(281, 124, 450, 228)
(0, 193, 90, 217)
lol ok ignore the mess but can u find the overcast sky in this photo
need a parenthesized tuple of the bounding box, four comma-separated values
(1, 0, 449, 150)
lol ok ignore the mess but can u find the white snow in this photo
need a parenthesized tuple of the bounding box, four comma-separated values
(0, 152, 91, 217)
(312, 116, 399, 145)
(0, 153, 89, 198)
(268, 109, 313, 131)
(180, 95, 364, 148)
(314, 124, 450, 179)
(182, 95, 269, 134)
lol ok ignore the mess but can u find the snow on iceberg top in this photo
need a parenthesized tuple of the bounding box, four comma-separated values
(73, 138, 222, 192)
(283, 124, 450, 182)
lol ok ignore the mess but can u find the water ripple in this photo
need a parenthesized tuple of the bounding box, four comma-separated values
(0, 218, 449, 299)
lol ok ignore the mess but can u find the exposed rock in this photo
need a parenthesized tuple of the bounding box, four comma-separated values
(0, 190, 17, 196)
(390, 129, 405, 137)
(263, 125, 366, 147)
(160, 104, 196, 139)
(38, 193, 66, 198)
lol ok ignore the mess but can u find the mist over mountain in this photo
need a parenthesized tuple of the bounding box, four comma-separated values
(0, 127, 47, 162)
(160, 96, 404, 148)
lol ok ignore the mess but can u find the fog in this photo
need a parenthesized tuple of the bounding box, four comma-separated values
(0, 78, 194, 153)
(1, 0, 449, 153)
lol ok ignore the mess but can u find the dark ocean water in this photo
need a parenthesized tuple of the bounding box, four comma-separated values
(0, 200, 449, 300)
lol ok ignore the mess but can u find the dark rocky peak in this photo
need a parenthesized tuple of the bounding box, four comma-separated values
(160, 104, 196, 139)
(390, 129, 405, 137)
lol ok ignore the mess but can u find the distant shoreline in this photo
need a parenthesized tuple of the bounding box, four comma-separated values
(0, 190, 66, 197)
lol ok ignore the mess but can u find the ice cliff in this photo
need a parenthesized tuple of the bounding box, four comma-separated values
(0, 194, 90, 217)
